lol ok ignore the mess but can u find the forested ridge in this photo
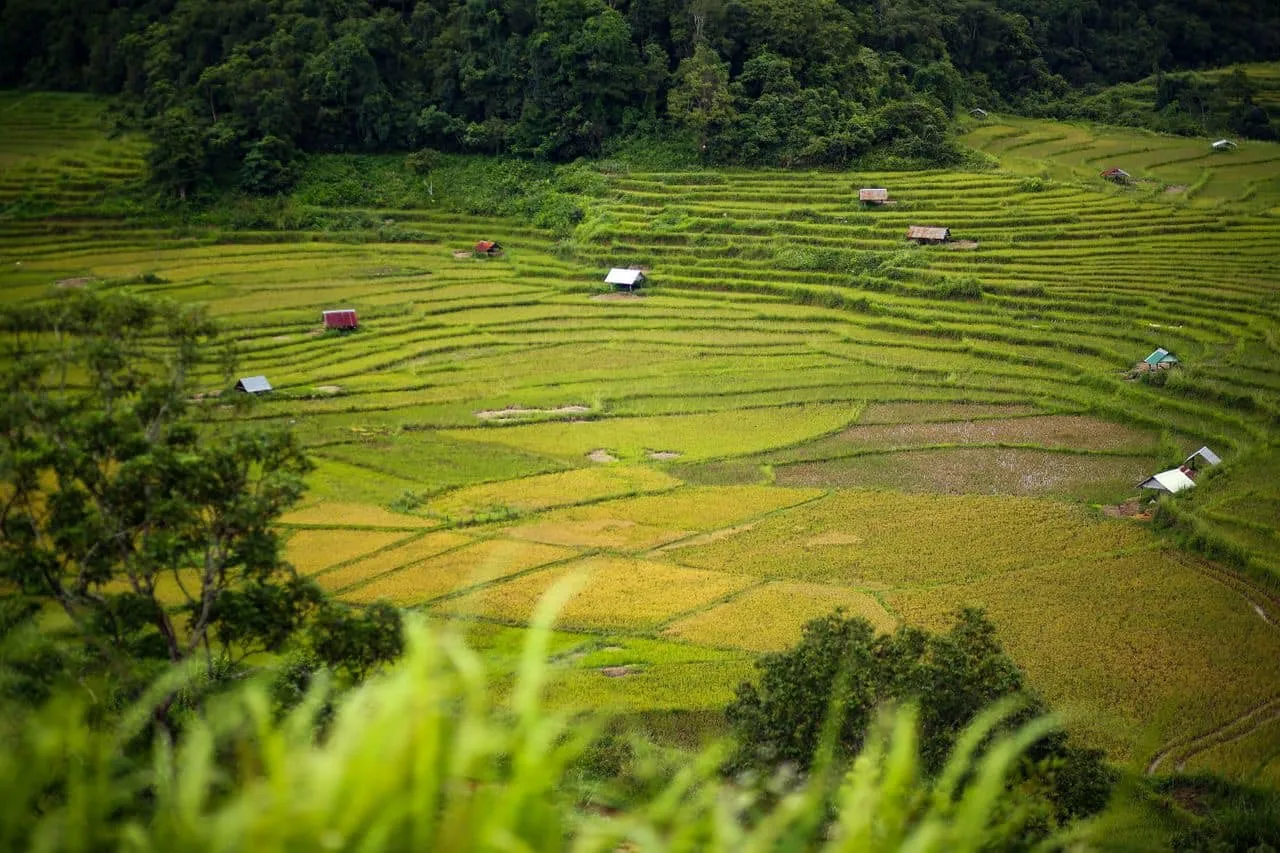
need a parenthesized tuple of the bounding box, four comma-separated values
(2, 0, 1279, 193)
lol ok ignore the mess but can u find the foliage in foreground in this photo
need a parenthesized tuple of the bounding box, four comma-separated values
(1, 588, 1095, 853)
(728, 608, 1115, 838)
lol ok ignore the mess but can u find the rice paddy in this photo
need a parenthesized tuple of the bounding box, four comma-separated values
(2, 89, 1279, 784)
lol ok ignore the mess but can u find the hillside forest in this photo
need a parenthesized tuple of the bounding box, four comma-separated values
(2, 0, 1279, 195)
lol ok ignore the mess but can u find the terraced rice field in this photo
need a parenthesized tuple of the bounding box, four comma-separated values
(3, 91, 1280, 781)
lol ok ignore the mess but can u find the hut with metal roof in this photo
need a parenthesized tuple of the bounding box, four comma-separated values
(474, 240, 503, 256)
(1183, 446, 1222, 470)
(906, 226, 950, 245)
(1212, 139, 1238, 151)
(1139, 468, 1196, 494)
(605, 268, 646, 291)
(1144, 348, 1179, 368)
(235, 376, 272, 395)
(970, 108, 988, 119)
(322, 308, 359, 331)
(1100, 167, 1132, 184)
(859, 188, 890, 205)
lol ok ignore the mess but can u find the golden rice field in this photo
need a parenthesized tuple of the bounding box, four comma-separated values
(2, 91, 1279, 783)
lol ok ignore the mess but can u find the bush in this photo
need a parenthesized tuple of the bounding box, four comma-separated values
(0, 610, 1111, 851)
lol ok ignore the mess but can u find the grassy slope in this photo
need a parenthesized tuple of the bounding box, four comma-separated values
(2, 90, 1279, 786)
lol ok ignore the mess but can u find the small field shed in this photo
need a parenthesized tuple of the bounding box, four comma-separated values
(1144, 348, 1179, 368)
(235, 376, 272, 395)
(322, 309, 358, 330)
(1183, 446, 1222, 470)
(606, 268, 646, 291)
(970, 108, 988, 119)
(1212, 139, 1238, 151)
(1139, 468, 1196, 494)
(906, 226, 950, 245)
(1100, 167, 1132, 184)
(859, 188, 890, 205)
(474, 240, 503, 256)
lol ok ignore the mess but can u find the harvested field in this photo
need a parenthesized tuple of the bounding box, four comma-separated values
(773, 447, 1161, 502)
(858, 402, 1043, 424)
(771, 415, 1160, 461)
(663, 581, 897, 651)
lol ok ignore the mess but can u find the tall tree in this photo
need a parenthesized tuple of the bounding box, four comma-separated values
(0, 290, 321, 721)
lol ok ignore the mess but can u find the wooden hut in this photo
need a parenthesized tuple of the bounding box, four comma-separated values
(906, 226, 950, 245)
(605, 268, 646, 291)
(970, 108, 989, 119)
(1100, 167, 1132, 184)
(859, 188, 890, 205)
(474, 240, 503, 256)
(322, 308, 359, 331)
(235, 376, 272, 395)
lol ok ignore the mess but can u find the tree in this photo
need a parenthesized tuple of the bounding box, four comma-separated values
(667, 41, 736, 155)
(726, 608, 1113, 825)
(309, 600, 403, 682)
(0, 290, 320, 723)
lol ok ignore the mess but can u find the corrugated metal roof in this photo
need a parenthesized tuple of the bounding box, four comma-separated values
(906, 226, 949, 241)
(1212, 139, 1237, 149)
(1140, 468, 1196, 493)
(475, 240, 500, 252)
(1144, 348, 1177, 365)
(605, 268, 645, 285)
(859, 188, 889, 202)
(1186, 446, 1222, 466)
(236, 376, 272, 394)
(323, 309, 358, 328)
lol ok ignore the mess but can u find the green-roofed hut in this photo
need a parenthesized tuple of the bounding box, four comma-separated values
(1144, 348, 1178, 367)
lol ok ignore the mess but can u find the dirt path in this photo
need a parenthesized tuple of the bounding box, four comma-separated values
(1147, 695, 1280, 774)
(1146, 559, 1280, 775)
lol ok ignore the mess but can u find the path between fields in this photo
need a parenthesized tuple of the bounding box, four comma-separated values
(1146, 696, 1280, 775)
(1146, 559, 1280, 776)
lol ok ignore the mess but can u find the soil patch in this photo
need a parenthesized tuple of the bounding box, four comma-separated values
(859, 402, 1040, 424)
(647, 450, 682, 460)
(314, 385, 342, 395)
(1164, 184, 1189, 194)
(1102, 498, 1149, 519)
(475, 405, 590, 421)
(591, 292, 643, 301)
(600, 665, 642, 678)
(452, 250, 472, 259)
(588, 449, 618, 463)
(55, 276, 94, 288)
(947, 240, 980, 250)
(272, 335, 292, 342)
(819, 415, 1157, 453)
(774, 447, 1158, 501)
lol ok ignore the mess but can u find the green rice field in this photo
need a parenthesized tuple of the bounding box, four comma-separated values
(3, 90, 1279, 783)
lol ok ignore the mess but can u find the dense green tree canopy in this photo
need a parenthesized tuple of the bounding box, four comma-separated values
(1, 0, 1276, 188)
